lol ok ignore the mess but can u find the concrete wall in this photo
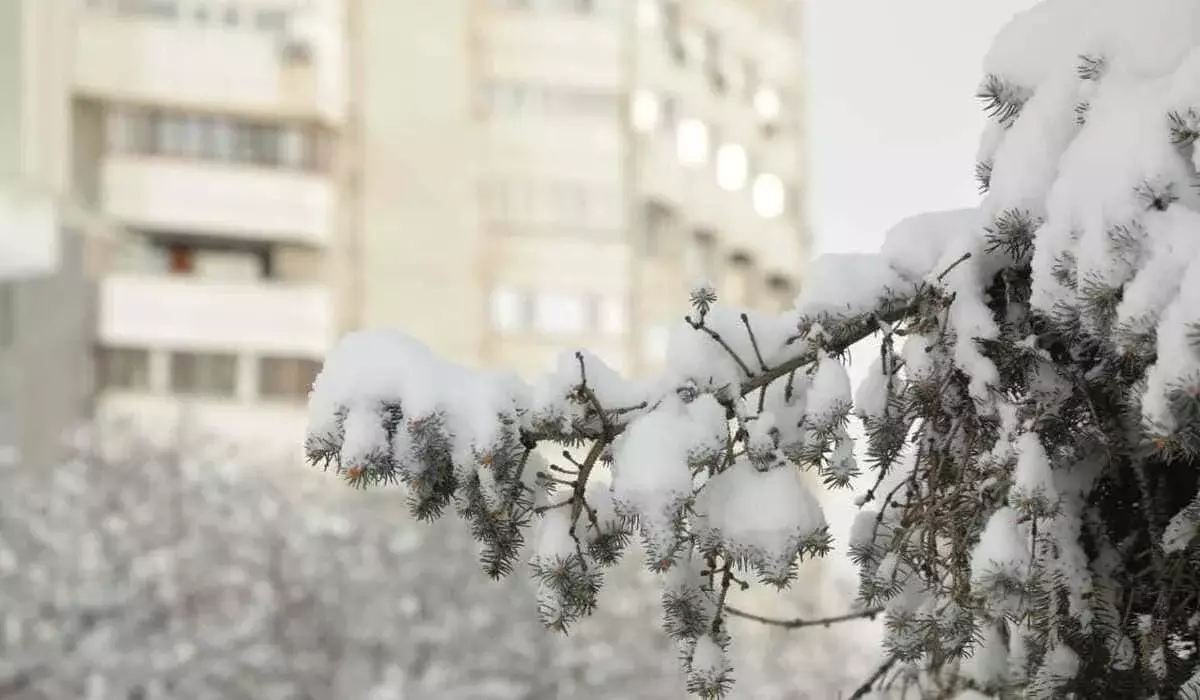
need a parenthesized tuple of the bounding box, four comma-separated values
(0, 230, 95, 468)
(353, 0, 487, 368)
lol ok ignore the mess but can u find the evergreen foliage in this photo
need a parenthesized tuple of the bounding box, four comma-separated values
(304, 1, 1200, 697)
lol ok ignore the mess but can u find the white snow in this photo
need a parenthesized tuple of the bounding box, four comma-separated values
(693, 459, 826, 580)
(970, 506, 1032, 586)
(807, 354, 852, 424)
(794, 254, 906, 318)
(853, 357, 891, 421)
(1010, 431, 1058, 507)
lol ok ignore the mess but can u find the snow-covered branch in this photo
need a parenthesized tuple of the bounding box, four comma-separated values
(304, 1, 1200, 697)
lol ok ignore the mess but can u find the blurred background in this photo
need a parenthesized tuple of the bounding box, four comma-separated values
(0, 0, 1033, 697)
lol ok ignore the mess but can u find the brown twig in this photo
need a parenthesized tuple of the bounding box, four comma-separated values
(725, 604, 884, 629)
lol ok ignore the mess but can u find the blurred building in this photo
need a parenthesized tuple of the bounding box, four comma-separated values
(0, 0, 807, 456)
(360, 0, 808, 379)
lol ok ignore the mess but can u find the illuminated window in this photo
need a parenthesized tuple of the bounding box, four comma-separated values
(597, 298, 626, 335)
(754, 87, 782, 121)
(643, 324, 669, 363)
(490, 287, 526, 333)
(534, 292, 587, 335)
(753, 173, 786, 218)
(631, 90, 660, 133)
(676, 118, 709, 166)
(715, 143, 747, 191)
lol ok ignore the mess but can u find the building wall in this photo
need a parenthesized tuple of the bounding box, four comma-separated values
(354, 0, 487, 369)
(0, 231, 95, 469)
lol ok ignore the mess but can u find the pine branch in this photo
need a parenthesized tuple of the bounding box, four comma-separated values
(725, 604, 884, 629)
(849, 656, 900, 700)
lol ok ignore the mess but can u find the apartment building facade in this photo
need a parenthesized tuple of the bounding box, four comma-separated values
(361, 0, 808, 380)
(2, 0, 807, 460)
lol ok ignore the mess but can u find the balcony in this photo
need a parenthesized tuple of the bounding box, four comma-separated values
(481, 14, 623, 90)
(96, 393, 310, 464)
(100, 156, 334, 246)
(99, 274, 332, 357)
(73, 12, 342, 123)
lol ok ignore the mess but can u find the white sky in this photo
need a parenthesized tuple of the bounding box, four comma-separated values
(802, 0, 1041, 255)
(797, 0, 1041, 593)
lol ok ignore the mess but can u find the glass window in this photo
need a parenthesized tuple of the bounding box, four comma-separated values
(715, 143, 748, 191)
(597, 297, 626, 335)
(259, 357, 320, 401)
(490, 287, 526, 333)
(97, 348, 151, 391)
(704, 30, 726, 93)
(755, 87, 782, 122)
(249, 124, 282, 166)
(684, 230, 717, 284)
(280, 127, 306, 169)
(170, 352, 237, 397)
(533, 292, 587, 335)
(643, 324, 669, 363)
(676, 118, 709, 166)
(255, 8, 289, 32)
(663, 1, 684, 64)
(642, 201, 673, 256)
(752, 173, 786, 218)
(637, 0, 659, 28)
(211, 118, 235, 161)
(630, 89, 660, 133)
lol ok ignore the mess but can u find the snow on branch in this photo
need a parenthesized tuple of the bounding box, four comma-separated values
(305, 1, 1200, 696)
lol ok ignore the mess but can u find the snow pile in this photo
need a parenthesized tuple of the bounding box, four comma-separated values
(308, 329, 529, 470)
(693, 459, 828, 586)
(610, 394, 727, 566)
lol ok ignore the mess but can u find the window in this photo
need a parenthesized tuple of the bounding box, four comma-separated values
(754, 87, 783, 122)
(490, 287, 526, 333)
(663, 1, 684, 64)
(715, 143, 748, 191)
(280, 127, 305, 169)
(684, 230, 717, 284)
(766, 275, 795, 312)
(704, 30, 726, 93)
(659, 95, 678, 135)
(676, 118, 709, 166)
(97, 347, 151, 391)
(167, 244, 195, 275)
(170, 352, 237, 397)
(643, 324, 669, 363)
(259, 357, 320, 401)
(255, 8, 289, 32)
(642, 201, 674, 256)
(752, 173, 786, 218)
(533, 292, 587, 335)
(630, 89, 660, 133)
(637, 0, 659, 28)
(116, 0, 178, 19)
(0, 284, 14, 349)
(596, 298, 626, 335)
(212, 118, 235, 160)
(743, 61, 759, 101)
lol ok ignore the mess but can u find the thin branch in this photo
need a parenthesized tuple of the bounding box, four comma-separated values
(740, 312, 770, 372)
(687, 314, 756, 378)
(849, 656, 899, 700)
(725, 605, 884, 629)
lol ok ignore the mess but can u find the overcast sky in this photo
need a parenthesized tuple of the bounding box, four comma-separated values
(802, 0, 1041, 255)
